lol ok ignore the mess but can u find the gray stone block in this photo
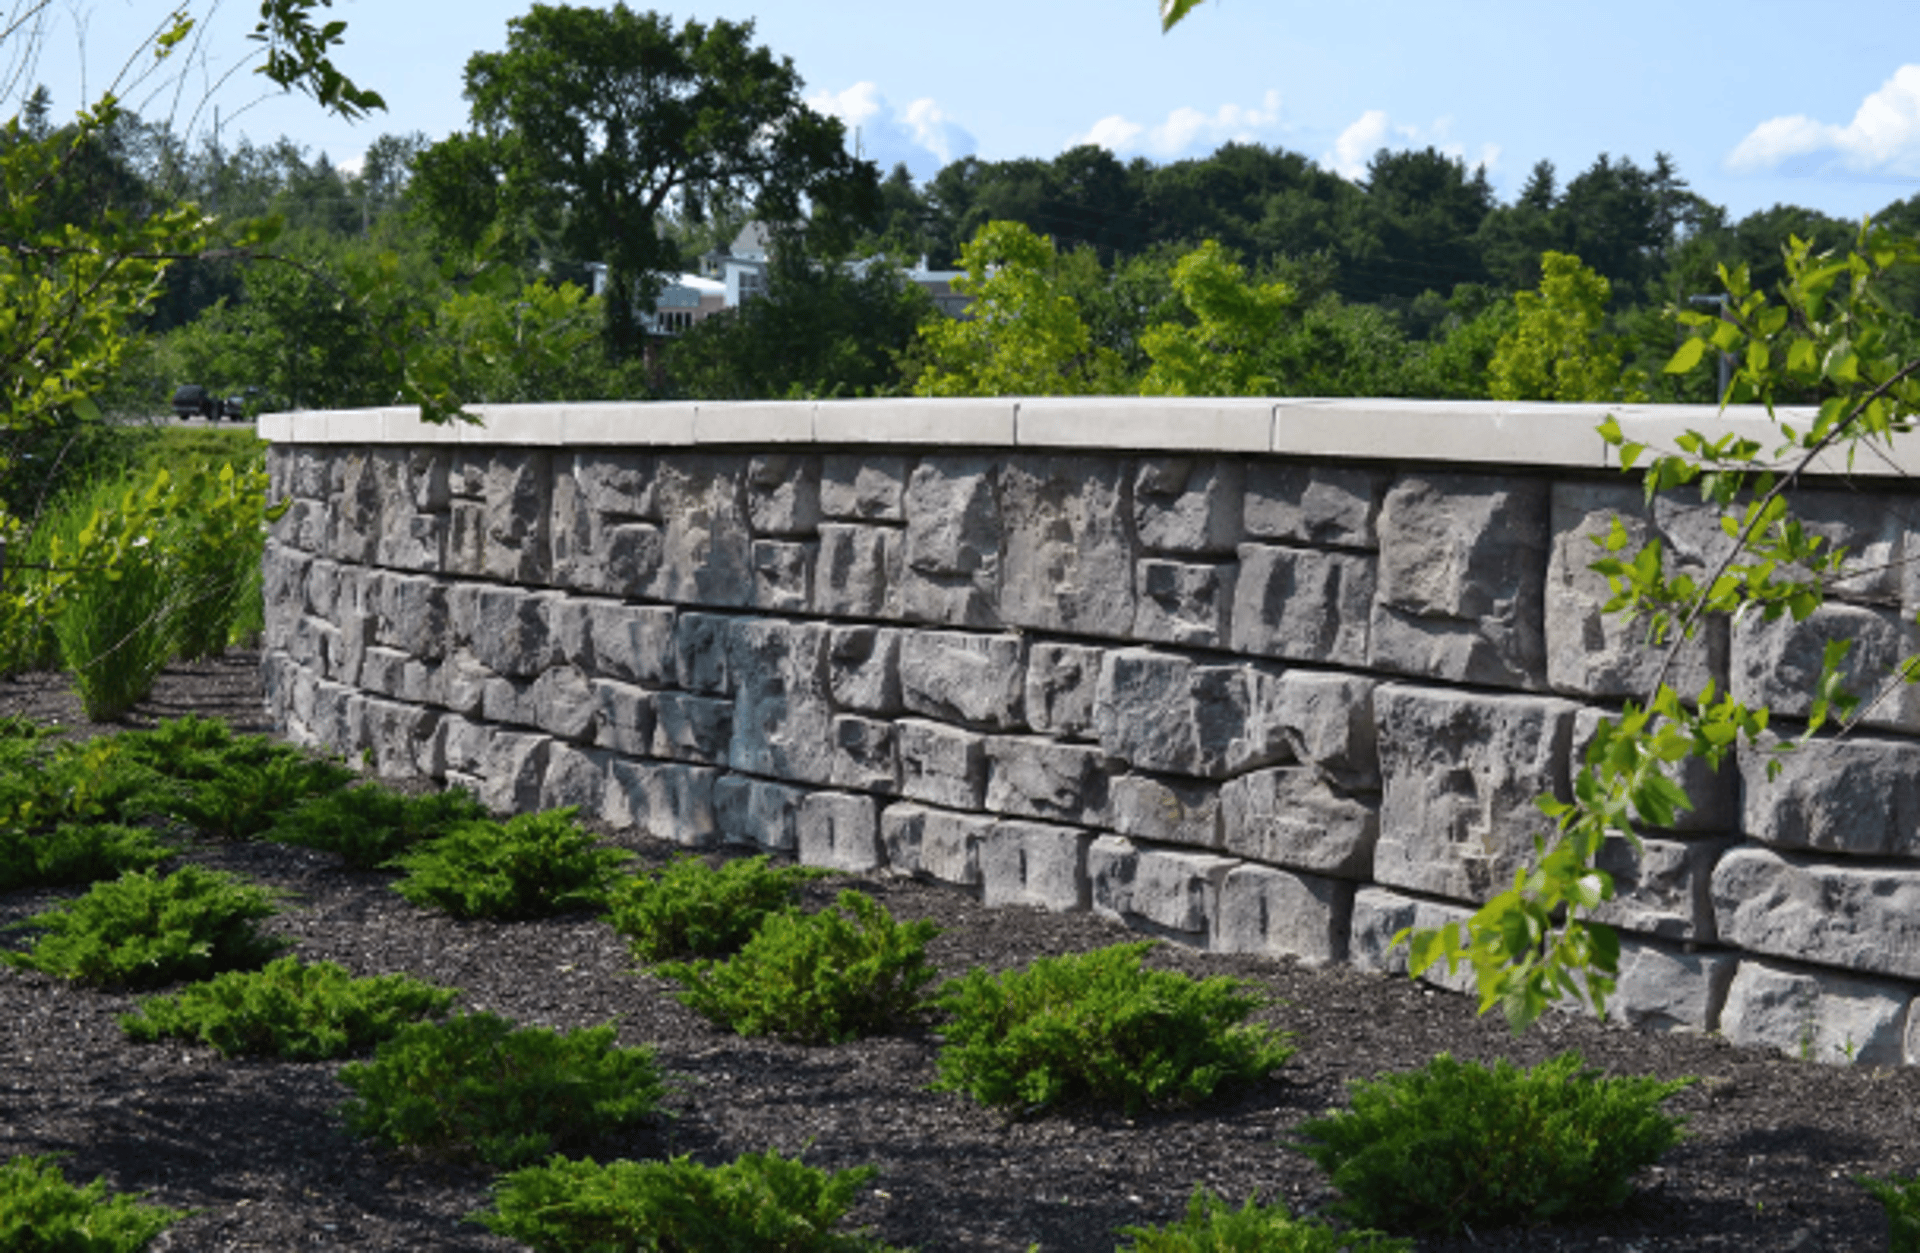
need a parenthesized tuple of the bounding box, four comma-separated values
(611, 759, 719, 847)
(652, 692, 733, 765)
(549, 597, 594, 668)
(998, 456, 1136, 637)
(1720, 960, 1910, 1066)
(1610, 936, 1735, 1034)
(592, 680, 657, 756)
(815, 524, 904, 618)
(1244, 463, 1386, 547)
(1134, 559, 1236, 648)
(1108, 774, 1222, 849)
(1213, 864, 1352, 965)
(529, 664, 596, 741)
(378, 513, 445, 572)
(799, 791, 881, 871)
(1089, 837, 1236, 939)
(469, 586, 558, 678)
(1231, 545, 1373, 667)
(714, 774, 809, 852)
(360, 697, 439, 781)
(1714, 846, 1920, 980)
(751, 540, 816, 612)
(900, 630, 1026, 729)
(902, 455, 1000, 627)
(481, 730, 552, 815)
(1221, 767, 1379, 879)
(831, 714, 898, 793)
(1261, 670, 1381, 790)
(828, 626, 903, 714)
(1591, 834, 1727, 942)
(359, 647, 408, 699)
(540, 745, 612, 820)
(573, 450, 658, 520)
(1732, 601, 1920, 732)
(1372, 684, 1577, 902)
(1094, 648, 1249, 779)
(984, 737, 1109, 826)
(822, 453, 907, 521)
(1024, 642, 1103, 739)
(746, 453, 822, 535)
(649, 454, 751, 607)
(897, 718, 986, 811)
(1738, 732, 1920, 857)
(445, 499, 486, 577)
(437, 648, 492, 717)
(982, 820, 1091, 912)
(482, 675, 530, 726)
(482, 450, 553, 585)
(674, 613, 734, 696)
(1132, 457, 1244, 554)
(588, 602, 676, 687)
(728, 619, 834, 785)
(880, 802, 991, 887)
(1347, 887, 1475, 995)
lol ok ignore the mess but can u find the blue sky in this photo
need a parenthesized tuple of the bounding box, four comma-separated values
(12, 0, 1920, 222)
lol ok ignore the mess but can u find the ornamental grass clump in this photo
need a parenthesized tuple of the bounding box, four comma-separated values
(1116, 1186, 1412, 1253)
(931, 940, 1295, 1115)
(474, 1150, 908, 1253)
(267, 782, 490, 869)
(120, 956, 458, 1059)
(658, 889, 940, 1045)
(3, 865, 287, 989)
(605, 853, 835, 962)
(337, 1011, 668, 1169)
(387, 808, 632, 920)
(0, 1153, 189, 1252)
(1294, 1051, 1693, 1236)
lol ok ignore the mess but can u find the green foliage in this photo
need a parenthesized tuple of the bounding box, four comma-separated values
(91, 715, 355, 839)
(1116, 1187, 1411, 1253)
(659, 889, 940, 1044)
(475, 1150, 906, 1253)
(267, 783, 490, 869)
(1139, 240, 1293, 396)
(0, 822, 177, 892)
(434, 280, 647, 403)
(1488, 251, 1643, 402)
(1294, 1052, 1692, 1236)
(0, 1153, 188, 1253)
(1859, 1172, 1920, 1253)
(337, 1011, 667, 1168)
(604, 854, 834, 963)
(4, 865, 286, 989)
(387, 808, 632, 920)
(931, 941, 1295, 1115)
(120, 956, 457, 1059)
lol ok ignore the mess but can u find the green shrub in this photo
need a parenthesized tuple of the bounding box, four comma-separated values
(604, 854, 834, 962)
(474, 1150, 907, 1253)
(1116, 1187, 1412, 1253)
(108, 716, 354, 839)
(0, 1153, 189, 1252)
(1860, 1172, 1920, 1252)
(266, 783, 490, 869)
(0, 822, 177, 892)
(931, 941, 1295, 1115)
(120, 956, 458, 1059)
(387, 808, 632, 920)
(659, 889, 940, 1045)
(1293, 1051, 1693, 1236)
(337, 1011, 668, 1168)
(3, 865, 287, 989)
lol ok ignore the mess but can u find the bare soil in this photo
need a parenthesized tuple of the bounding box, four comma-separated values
(1, 651, 1916, 1251)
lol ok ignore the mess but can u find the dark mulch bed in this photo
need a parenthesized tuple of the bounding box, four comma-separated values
(1, 652, 1915, 1251)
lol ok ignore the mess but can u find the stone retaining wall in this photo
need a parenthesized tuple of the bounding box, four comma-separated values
(257, 398, 1920, 1064)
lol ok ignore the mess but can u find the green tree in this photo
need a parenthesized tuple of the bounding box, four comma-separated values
(1487, 251, 1644, 402)
(1139, 240, 1292, 395)
(412, 4, 878, 361)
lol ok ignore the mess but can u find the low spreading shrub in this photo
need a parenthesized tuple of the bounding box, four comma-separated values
(3, 864, 287, 989)
(120, 956, 458, 1059)
(387, 808, 632, 920)
(474, 1150, 907, 1253)
(931, 941, 1296, 1115)
(109, 716, 354, 839)
(1293, 1051, 1693, 1236)
(1116, 1187, 1412, 1252)
(1860, 1172, 1920, 1252)
(337, 1011, 668, 1168)
(659, 889, 940, 1045)
(267, 783, 490, 869)
(604, 853, 834, 962)
(0, 822, 176, 892)
(0, 1153, 189, 1252)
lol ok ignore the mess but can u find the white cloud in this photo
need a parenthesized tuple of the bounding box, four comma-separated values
(1726, 66, 1920, 176)
(1066, 90, 1283, 159)
(1320, 111, 1501, 182)
(807, 82, 976, 180)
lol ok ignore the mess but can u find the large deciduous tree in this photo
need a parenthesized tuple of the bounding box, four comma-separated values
(412, 4, 878, 360)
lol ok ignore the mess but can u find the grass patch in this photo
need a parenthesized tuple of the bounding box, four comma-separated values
(604, 853, 834, 962)
(0, 1153, 189, 1252)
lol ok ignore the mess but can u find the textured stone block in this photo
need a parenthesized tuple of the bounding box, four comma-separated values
(822, 453, 907, 521)
(1721, 960, 1910, 1066)
(1347, 887, 1475, 995)
(480, 730, 552, 815)
(1108, 774, 1222, 849)
(746, 453, 822, 535)
(728, 619, 834, 785)
(798, 791, 881, 871)
(377, 513, 445, 572)
(1221, 768, 1379, 879)
(437, 648, 492, 717)
(981, 820, 1091, 912)
(674, 613, 734, 696)
(359, 647, 408, 699)
(1094, 649, 1249, 779)
(469, 586, 557, 677)
(1024, 642, 1102, 739)
(1738, 732, 1920, 857)
(1370, 473, 1549, 689)
(751, 540, 815, 612)
(649, 454, 751, 607)
(900, 630, 1026, 729)
(1714, 846, 1920, 980)
(327, 451, 382, 564)
(1262, 671, 1380, 790)
(1213, 865, 1352, 965)
(1591, 834, 1727, 942)
(1132, 457, 1244, 554)
(540, 745, 612, 819)
(984, 737, 1108, 826)
(714, 774, 809, 852)
(600, 524, 666, 596)
(816, 523, 903, 619)
(1610, 936, 1736, 1034)
(880, 802, 991, 887)
(481, 450, 553, 584)
(612, 760, 718, 847)
(830, 714, 898, 793)
(528, 664, 596, 741)
(1090, 838, 1236, 938)
(997, 455, 1136, 637)
(1133, 559, 1236, 648)
(897, 718, 986, 810)
(1732, 602, 1920, 732)
(827, 626, 902, 714)
(1372, 685, 1577, 902)
(360, 697, 438, 781)
(1243, 463, 1386, 547)
(592, 680, 657, 756)
(652, 692, 733, 764)
(1231, 545, 1373, 667)
(901, 455, 1000, 627)
(586, 603, 675, 686)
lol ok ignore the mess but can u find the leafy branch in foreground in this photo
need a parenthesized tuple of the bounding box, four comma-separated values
(1400, 223, 1920, 1031)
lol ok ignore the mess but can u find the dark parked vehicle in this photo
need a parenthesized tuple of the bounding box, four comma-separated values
(170, 384, 248, 421)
